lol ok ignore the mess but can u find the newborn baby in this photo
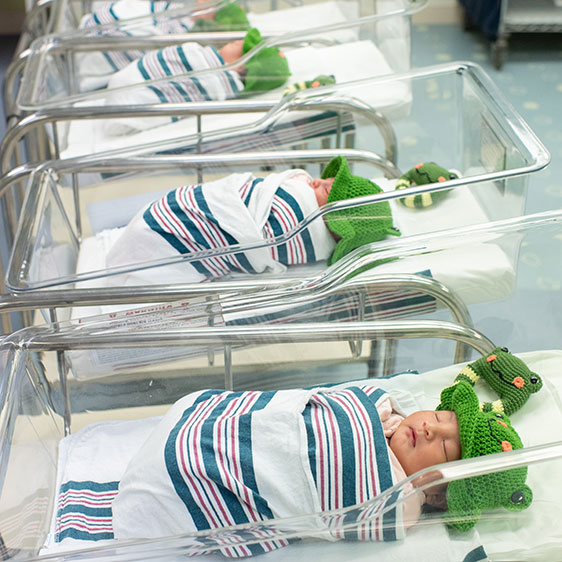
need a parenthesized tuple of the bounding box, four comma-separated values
(111, 382, 460, 554)
(104, 156, 399, 286)
(102, 27, 290, 135)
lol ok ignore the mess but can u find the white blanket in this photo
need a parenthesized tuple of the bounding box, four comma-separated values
(43, 416, 160, 552)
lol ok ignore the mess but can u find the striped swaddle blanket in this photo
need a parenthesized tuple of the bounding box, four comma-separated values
(81, 0, 185, 29)
(44, 416, 161, 550)
(104, 170, 336, 286)
(79, 1, 192, 75)
(112, 385, 407, 556)
(103, 41, 243, 135)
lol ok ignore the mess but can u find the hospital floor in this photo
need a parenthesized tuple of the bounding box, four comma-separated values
(0, 26, 561, 374)
(404, 25, 562, 373)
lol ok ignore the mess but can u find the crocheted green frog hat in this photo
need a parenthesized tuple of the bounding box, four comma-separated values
(191, 3, 250, 31)
(395, 162, 458, 208)
(241, 28, 291, 93)
(322, 156, 401, 265)
(437, 380, 533, 531)
(454, 346, 543, 416)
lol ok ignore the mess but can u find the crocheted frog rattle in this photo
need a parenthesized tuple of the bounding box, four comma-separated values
(395, 162, 458, 208)
(448, 346, 543, 416)
(437, 380, 533, 531)
(282, 74, 336, 97)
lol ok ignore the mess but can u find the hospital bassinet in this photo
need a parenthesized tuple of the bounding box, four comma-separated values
(0, 61, 549, 277)
(3, 68, 549, 293)
(4, 201, 561, 379)
(1, 220, 562, 562)
(3, 1, 428, 173)
(22, 0, 426, 41)
(7, 0, 422, 120)
(2, 59, 548, 172)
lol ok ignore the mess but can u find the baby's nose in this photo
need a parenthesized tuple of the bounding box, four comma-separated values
(422, 421, 437, 440)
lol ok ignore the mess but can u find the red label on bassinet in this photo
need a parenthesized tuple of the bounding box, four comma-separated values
(75, 297, 224, 331)
(70, 298, 225, 379)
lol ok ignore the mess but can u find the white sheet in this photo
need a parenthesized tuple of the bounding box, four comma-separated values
(61, 39, 410, 159)
(42, 373, 488, 561)
(42, 416, 160, 553)
(247, 1, 360, 42)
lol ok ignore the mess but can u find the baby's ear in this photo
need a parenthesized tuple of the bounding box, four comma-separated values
(504, 485, 533, 512)
(424, 490, 448, 511)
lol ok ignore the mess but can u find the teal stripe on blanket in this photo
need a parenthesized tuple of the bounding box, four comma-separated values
(55, 480, 118, 543)
(463, 545, 489, 562)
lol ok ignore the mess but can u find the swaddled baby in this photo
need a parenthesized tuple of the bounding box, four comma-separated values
(110, 350, 537, 556)
(104, 156, 400, 286)
(77, 1, 253, 92)
(110, 383, 454, 555)
(103, 26, 291, 135)
(51, 350, 538, 555)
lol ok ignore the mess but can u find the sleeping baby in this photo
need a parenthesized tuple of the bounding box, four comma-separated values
(50, 349, 538, 555)
(102, 26, 291, 135)
(104, 156, 400, 287)
(113, 350, 535, 554)
(81, 1, 250, 35)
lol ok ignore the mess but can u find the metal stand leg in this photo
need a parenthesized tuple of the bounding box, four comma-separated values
(224, 345, 233, 391)
(49, 308, 72, 435)
(367, 339, 398, 378)
(492, 37, 509, 70)
(382, 339, 397, 378)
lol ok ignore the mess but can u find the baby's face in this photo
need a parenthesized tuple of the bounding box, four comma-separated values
(309, 177, 335, 207)
(219, 40, 244, 65)
(389, 410, 461, 476)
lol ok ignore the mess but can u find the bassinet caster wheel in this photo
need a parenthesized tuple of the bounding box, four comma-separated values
(491, 38, 508, 70)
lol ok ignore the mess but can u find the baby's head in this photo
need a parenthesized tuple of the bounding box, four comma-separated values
(317, 156, 401, 265)
(389, 408, 461, 511)
(392, 380, 533, 529)
(218, 28, 290, 93)
(192, 2, 250, 31)
(436, 380, 532, 530)
(309, 176, 335, 207)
